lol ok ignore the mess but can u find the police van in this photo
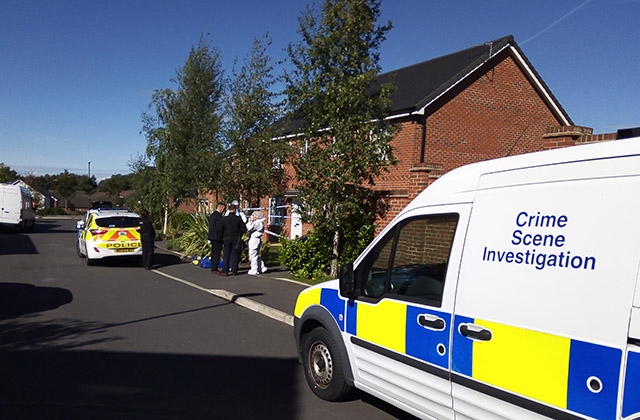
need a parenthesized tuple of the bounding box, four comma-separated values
(293, 136, 640, 419)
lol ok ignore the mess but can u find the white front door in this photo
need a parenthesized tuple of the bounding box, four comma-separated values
(290, 203, 302, 239)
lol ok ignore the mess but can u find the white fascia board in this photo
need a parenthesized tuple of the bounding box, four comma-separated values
(509, 46, 571, 126)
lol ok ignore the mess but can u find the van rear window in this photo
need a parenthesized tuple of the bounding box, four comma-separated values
(95, 217, 140, 228)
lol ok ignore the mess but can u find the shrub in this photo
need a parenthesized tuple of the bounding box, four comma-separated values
(37, 207, 68, 216)
(278, 221, 376, 282)
(179, 212, 210, 260)
(278, 230, 332, 280)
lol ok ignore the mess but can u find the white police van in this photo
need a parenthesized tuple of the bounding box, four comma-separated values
(293, 136, 640, 419)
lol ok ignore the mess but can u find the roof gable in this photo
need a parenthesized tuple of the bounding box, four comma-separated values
(380, 35, 571, 125)
(278, 35, 572, 136)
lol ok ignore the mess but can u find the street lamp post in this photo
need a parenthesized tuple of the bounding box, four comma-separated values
(88, 161, 91, 178)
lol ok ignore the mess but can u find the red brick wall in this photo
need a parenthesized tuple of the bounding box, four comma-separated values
(373, 56, 564, 233)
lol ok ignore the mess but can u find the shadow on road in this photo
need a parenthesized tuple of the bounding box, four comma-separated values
(0, 350, 301, 419)
(0, 233, 38, 255)
(0, 283, 73, 320)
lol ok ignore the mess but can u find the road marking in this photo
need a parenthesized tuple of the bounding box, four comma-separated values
(153, 270, 294, 327)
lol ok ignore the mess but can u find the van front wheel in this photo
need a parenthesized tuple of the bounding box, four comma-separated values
(302, 327, 352, 401)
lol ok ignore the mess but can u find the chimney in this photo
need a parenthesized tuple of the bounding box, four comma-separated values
(542, 125, 593, 150)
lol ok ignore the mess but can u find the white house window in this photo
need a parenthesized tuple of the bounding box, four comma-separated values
(268, 197, 286, 227)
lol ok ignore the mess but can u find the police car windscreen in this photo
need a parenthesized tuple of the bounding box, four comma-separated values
(96, 217, 141, 228)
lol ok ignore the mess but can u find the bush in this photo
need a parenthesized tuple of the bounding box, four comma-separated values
(278, 231, 332, 281)
(278, 221, 376, 283)
(37, 207, 68, 216)
(179, 212, 210, 260)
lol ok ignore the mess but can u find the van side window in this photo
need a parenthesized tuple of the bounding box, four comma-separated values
(360, 214, 459, 306)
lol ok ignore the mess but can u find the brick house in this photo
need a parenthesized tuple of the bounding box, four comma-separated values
(265, 35, 580, 239)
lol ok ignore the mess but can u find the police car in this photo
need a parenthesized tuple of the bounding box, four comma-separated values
(76, 208, 142, 265)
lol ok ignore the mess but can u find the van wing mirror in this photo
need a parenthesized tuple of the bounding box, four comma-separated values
(76, 220, 85, 230)
(339, 262, 356, 299)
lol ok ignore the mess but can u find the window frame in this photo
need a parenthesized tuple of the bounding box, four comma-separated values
(355, 213, 460, 307)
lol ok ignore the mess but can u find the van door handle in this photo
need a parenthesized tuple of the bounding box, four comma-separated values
(418, 314, 445, 331)
(459, 323, 492, 341)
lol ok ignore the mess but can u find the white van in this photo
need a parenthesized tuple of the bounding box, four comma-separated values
(0, 183, 36, 231)
(293, 137, 640, 420)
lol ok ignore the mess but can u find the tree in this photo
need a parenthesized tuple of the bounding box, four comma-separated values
(97, 174, 131, 205)
(142, 35, 226, 223)
(284, 0, 397, 276)
(77, 174, 98, 195)
(0, 163, 18, 183)
(128, 154, 166, 225)
(222, 34, 289, 208)
(57, 170, 76, 210)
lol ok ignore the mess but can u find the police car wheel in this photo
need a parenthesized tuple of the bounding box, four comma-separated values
(302, 327, 352, 401)
(76, 240, 84, 258)
(85, 245, 95, 266)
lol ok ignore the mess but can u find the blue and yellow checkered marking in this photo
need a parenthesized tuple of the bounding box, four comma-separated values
(453, 315, 622, 420)
(622, 349, 640, 418)
(349, 300, 451, 369)
(294, 287, 345, 330)
(297, 289, 634, 419)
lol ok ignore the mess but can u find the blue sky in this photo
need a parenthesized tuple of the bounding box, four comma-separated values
(1, 0, 638, 179)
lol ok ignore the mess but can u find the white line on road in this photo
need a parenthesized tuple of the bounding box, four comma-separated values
(152, 270, 295, 327)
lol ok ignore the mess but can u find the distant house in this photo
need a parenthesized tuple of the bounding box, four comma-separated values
(12, 180, 57, 209)
(55, 191, 125, 212)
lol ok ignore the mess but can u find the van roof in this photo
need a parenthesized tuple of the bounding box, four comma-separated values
(408, 137, 640, 209)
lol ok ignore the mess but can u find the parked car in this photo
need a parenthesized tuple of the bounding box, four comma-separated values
(76, 208, 142, 265)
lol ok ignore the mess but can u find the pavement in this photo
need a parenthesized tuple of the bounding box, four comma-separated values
(151, 242, 311, 327)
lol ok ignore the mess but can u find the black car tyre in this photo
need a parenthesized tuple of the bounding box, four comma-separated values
(85, 245, 95, 266)
(301, 326, 352, 401)
(76, 240, 84, 258)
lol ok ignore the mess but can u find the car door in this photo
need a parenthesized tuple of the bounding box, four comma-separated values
(343, 204, 471, 419)
(79, 213, 92, 251)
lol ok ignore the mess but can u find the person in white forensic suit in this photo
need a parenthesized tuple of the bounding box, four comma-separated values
(246, 211, 268, 275)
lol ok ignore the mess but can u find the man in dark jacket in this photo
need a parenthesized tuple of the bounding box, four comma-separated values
(219, 204, 246, 276)
(139, 210, 156, 270)
(207, 203, 226, 274)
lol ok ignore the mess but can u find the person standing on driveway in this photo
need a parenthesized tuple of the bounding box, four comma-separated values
(207, 203, 226, 274)
(246, 211, 267, 275)
(139, 210, 156, 270)
(219, 204, 246, 276)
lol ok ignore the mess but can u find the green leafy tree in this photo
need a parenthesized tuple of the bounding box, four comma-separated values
(142, 35, 226, 226)
(96, 174, 132, 204)
(35, 173, 57, 191)
(128, 154, 166, 229)
(0, 163, 18, 183)
(77, 174, 98, 195)
(57, 170, 76, 210)
(284, 0, 397, 276)
(222, 34, 289, 208)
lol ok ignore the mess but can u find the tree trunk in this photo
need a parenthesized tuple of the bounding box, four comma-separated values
(330, 226, 340, 278)
(163, 205, 169, 235)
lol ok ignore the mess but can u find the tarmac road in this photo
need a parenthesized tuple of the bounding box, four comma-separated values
(0, 217, 415, 420)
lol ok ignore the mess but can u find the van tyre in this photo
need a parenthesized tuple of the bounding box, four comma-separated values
(302, 327, 352, 401)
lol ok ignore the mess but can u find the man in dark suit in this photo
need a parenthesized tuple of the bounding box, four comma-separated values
(140, 210, 156, 270)
(207, 203, 226, 274)
(219, 204, 246, 276)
